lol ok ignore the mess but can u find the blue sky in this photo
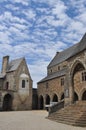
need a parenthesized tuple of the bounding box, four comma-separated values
(0, 0, 86, 88)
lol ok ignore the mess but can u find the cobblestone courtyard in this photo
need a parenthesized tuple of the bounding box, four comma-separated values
(0, 111, 85, 130)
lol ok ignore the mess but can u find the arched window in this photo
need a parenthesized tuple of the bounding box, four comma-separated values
(22, 80, 25, 88)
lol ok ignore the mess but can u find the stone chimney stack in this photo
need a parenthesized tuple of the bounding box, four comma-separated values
(2, 56, 9, 73)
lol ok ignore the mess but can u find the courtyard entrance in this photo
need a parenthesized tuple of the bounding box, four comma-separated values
(3, 94, 13, 111)
(32, 94, 38, 110)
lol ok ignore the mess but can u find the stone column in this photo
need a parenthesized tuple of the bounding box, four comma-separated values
(69, 74, 74, 104)
(64, 72, 74, 106)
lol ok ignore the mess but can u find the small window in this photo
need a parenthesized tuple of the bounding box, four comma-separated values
(61, 78, 64, 86)
(46, 82, 48, 89)
(82, 72, 86, 81)
(63, 65, 66, 68)
(22, 80, 25, 88)
(58, 66, 60, 70)
(51, 69, 52, 73)
(6, 82, 9, 90)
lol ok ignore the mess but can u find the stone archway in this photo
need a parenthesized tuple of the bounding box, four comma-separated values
(74, 92, 78, 101)
(32, 94, 38, 110)
(52, 94, 58, 102)
(82, 91, 86, 100)
(39, 95, 44, 109)
(61, 93, 64, 100)
(3, 94, 13, 111)
(45, 95, 50, 105)
(70, 61, 85, 103)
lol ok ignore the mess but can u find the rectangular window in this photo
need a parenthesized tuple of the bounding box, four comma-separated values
(22, 80, 25, 88)
(46, 82, 48, 89)
(61, 78, 64, 86)
(6, 82, 9, 90)
(58, 66, 60, 70)
(82, 72, 86, 81)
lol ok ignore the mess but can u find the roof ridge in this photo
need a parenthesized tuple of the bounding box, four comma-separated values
(48, 33, 86, 68)
(10, 57, 24, 62)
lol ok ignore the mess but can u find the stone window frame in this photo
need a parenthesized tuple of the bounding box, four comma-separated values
(58, 66, 60, 70)
(82, 71, 86, 81)
(22, 80, 25, 88)
(5, 81, 9, 90)
(61, 78, 64, 86)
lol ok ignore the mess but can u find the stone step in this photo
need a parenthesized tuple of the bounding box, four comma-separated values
(48, 101, 86, 127)
(48, 116, 86, 122)
(48, 117, 86, 126)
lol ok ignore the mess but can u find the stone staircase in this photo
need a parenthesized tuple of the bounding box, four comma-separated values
(48, 101, 86, 127)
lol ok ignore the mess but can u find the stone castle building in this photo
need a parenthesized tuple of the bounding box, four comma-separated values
(0, 56, 32, 111)
(37, 33, 86, 109)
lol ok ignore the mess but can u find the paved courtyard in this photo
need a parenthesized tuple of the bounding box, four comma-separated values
(0, 110, 85, 130)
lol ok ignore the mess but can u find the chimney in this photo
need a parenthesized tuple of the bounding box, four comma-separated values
(2, 56, 9, 73)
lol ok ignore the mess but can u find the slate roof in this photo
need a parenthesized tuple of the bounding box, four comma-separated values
(38, 33, 86, 83)
(7, 57, 24, 72)
(38, 68, 67, 83)
(48, 33, 86, 68)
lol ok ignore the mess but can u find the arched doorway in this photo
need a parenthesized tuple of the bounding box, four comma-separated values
(82, 91, 86, 100)
(52, 94, 58, 102)
(39, 95, 44, 109)
(74, 92, 78, 101)
(61, 93, 64, 100)
(46, 95, 50, 105)
(3, 94, 13, 111)
(32, 94, 38, 110)
(71, 62, 85, 102)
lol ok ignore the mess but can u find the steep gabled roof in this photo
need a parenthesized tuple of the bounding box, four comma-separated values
(7, 57, 24, 72)
(48, 33, 86, 68)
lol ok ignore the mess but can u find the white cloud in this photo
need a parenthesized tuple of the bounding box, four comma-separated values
(0, 0, 86, 88)
(29, 60, 49, 88)
(5, 0, 29, 6)
(0, 31, 11, 44)
(0, 11, 27, 24)
(22, 9, 36, 20)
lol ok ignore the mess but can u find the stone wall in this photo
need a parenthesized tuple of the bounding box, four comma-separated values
(38, 50, 86, 108)
(38, 76, 64, 108)
(0, 57, 32, 111)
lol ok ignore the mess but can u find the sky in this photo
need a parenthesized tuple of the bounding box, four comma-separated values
(0, 0, 86, 88)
